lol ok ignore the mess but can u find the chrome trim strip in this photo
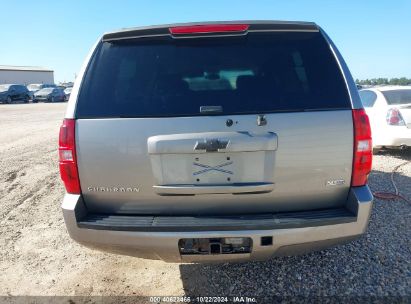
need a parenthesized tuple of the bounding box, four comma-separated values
(153, 183, 274, 195)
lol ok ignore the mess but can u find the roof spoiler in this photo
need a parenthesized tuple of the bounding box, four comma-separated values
(102, 20, 319, 42)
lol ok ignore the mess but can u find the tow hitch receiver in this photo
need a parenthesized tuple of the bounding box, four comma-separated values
(179, 237, 252, 255)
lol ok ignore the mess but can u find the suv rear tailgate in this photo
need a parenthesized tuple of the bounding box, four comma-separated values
(76, 110, 353, 215)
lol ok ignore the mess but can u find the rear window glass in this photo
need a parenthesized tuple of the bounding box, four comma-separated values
(382, 89, 411, 105)
(76, 32, 350, 118)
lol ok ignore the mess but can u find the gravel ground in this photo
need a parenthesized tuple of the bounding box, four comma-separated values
(0, 103, 410, 301)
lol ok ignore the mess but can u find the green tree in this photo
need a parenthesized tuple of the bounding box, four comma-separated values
(356, 77, 411, 86)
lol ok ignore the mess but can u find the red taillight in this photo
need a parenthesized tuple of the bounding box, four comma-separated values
(386, 108, 405, 126)
(352, 109, 373, 186)
(59, 119, 81, 194)
(169, 24, 249, 35)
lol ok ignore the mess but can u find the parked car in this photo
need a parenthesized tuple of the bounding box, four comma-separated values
(60, 82, 74, 88)
(0, 84, 30, 103)
(64, 87, 72, 101)
(60, 21, 373, 262)
(33, 87, 65, 102)
(27, 83, 56, 100)
(359, 86, 411, 151)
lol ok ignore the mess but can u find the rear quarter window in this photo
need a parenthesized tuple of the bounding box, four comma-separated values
(76, 32, 351, 118)
(359, 90, 377, 107)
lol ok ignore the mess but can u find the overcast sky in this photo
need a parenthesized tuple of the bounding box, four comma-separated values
(1, 0, 410, 82)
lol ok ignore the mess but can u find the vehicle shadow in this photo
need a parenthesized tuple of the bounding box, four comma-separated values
(374, 148, 411, 161)
(0, 99, 30, 105)
(178, 154, 411, 297)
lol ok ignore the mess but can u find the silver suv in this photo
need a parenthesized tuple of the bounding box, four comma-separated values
(59, 21, 373, 262)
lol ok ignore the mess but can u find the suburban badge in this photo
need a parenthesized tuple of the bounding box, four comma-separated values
(87, 186, 140, 193)
(326, 179, 345, 186)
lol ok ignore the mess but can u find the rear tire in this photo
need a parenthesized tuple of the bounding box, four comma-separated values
(6, 96, 12, 104)
(24, 95, 29, 103)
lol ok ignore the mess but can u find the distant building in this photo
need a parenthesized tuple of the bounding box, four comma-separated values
(0, 65, 54, 85)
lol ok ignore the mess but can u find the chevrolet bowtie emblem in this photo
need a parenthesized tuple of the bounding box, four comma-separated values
(194, 138, 229, 152)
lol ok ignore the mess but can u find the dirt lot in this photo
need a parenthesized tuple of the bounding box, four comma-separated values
(0, 103, 410, 299)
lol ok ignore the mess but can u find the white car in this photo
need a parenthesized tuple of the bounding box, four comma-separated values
(359, 86, 411, 151)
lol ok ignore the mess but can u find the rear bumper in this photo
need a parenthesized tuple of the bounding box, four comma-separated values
(375, 126, 411, 147)
(62, 186, 373, 262)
